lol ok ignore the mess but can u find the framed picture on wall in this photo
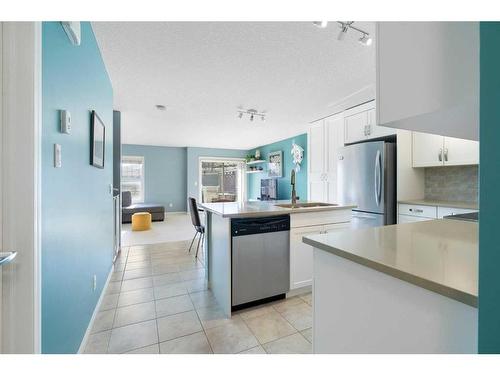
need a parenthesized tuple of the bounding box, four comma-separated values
(268, 151, 283, 178)
(90, 110, 105, 169)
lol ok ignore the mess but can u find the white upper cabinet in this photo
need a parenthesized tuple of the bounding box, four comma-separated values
(344, 101, 395, 144)
(412, 132, 446, 167)
(376, 22, 479, 141)
(443, 136, 479, 166)
(412, 132, 479, 167)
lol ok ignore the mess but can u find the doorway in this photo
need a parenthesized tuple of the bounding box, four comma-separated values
(199, 158, 246, 203)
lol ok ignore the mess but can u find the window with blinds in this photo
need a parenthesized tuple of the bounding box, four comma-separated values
(121, 156, 145, 203)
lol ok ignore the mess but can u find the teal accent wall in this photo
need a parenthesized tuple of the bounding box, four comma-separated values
(186, 147, 248, 200)
(122, 144, 188, 212)
(42, 22, 114, 353)
(478, 22, 500, 353)
(247, 134, 308, 201)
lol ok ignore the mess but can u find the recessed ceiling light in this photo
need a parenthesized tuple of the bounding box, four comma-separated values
(155, 104, 167, 111)
(313, 21, 328, 29)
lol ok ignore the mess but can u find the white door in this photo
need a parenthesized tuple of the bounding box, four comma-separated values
(1, 22, 41, 353)
(325, 114, 344, 203)
(308, 120, 326, 202)
(443, 136, 479, 166)
(290, 225, 324, 290)
(412, 132, 444, 167)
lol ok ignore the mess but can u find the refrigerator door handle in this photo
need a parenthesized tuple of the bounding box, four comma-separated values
(374, 150, 382, 206)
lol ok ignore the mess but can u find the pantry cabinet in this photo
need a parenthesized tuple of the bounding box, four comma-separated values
(308, 113, 344, 203)
(412, 132, 479, 167)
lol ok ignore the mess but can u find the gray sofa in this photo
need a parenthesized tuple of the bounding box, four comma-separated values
(122, 191, 165, 223)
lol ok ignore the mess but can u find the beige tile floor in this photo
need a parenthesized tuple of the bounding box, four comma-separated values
(84, 238, 312, 354)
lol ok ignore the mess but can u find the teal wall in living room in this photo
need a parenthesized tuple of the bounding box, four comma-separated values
(122, 144, 188, 212)
(42, 22, 114, 353)
(247, 134, 308, 201)
(478, 22, 500, 353)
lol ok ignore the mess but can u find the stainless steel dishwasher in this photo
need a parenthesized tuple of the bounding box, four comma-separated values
(231, 215, 290, 310)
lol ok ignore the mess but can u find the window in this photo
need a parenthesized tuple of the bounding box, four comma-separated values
(121, 156, 145, 203)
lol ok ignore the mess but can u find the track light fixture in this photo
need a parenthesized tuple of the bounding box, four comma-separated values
(237, 108, 266, 122)
(313, 21, 372, 47)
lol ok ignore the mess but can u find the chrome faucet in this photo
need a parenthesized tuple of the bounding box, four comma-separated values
(291, 169, 297, 207)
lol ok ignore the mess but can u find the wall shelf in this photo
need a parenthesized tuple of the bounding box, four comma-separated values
(246, 170, 265, 174)
(246, 159, 266, 166)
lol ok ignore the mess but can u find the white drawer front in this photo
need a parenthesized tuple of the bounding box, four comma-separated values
(290, 209, 352, 228)
(398, 214, 435, 224)
(398, 204, 437, 218)
(437, 206, 478, 219)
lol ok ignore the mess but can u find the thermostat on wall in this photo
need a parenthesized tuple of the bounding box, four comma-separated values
(60, 110, 71, 134)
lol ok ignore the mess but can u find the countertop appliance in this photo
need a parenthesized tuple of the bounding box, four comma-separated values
(337, 140, 396, 228)
(443, 211, 478, 222)
(260, 178, 277, 201)
(231, 215, 290, 309)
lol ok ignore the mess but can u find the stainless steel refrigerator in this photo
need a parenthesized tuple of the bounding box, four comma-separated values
(337, 141, 396, 229)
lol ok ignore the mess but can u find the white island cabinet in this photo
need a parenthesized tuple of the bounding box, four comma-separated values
(304, 220, 478, 353)
(199, 200, 355, 317)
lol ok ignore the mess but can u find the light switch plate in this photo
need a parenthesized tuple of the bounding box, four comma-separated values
(54, 144, 62, 168)
(60, 110, 71, 134)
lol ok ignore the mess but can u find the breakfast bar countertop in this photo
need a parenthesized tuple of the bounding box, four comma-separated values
(199, 200, 357, 219)
(303, 219, 478, 307)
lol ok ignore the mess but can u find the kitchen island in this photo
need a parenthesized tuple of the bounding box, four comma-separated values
(199, 200, 356, 317)
(303, 219, 478, 353)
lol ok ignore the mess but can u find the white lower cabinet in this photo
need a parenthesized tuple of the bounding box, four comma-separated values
(398, 202, 478, 223)
(290, 220, 351, 290)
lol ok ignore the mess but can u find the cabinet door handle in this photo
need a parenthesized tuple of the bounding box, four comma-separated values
(438, 148, 443, 162)
(444, 148, 448, 162)
(367, 125, 371, 135)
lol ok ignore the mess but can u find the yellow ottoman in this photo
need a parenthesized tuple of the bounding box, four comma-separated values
(132, 212, 152, 231)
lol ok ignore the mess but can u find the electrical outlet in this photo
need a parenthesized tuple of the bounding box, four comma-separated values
(93, 275, 97, 291)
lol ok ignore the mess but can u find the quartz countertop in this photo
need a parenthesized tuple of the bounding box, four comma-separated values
(199, 200, 356, 219)
(398, 199, 478, 210)
(303, 220, 478, 307)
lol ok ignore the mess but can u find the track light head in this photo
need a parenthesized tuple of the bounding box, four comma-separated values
(250, 114, 254, 121)
(359, 34, 373, 46)
(337, 22, 349, 40)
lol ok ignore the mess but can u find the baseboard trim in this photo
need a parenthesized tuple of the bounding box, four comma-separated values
(77, 263, 114, 354)
(287, 285, 312, 297)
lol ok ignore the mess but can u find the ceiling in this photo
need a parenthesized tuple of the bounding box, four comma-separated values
(92, 22, 376, 150)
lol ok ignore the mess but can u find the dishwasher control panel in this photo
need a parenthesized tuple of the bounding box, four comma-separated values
(231, 215, 290, 237)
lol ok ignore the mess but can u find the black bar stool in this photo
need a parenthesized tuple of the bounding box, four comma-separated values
(188, 197, 205, 258)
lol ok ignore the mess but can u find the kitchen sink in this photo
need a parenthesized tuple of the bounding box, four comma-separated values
(274, 202, 338, 209)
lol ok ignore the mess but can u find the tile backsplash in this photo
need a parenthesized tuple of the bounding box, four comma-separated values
(425, 165, 478, 203)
